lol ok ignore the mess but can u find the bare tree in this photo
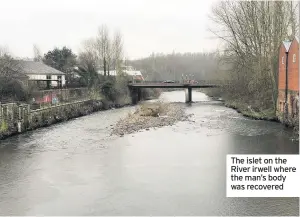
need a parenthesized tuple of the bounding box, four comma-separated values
(96, 25, 110, 76)
(112, 30, 124, 74)
(33, 44, 43, 62)
(77, 38, 99, 87)
(106, 39, 112, 76)
(79, 25, 125, 79)
(0, 45, 16, 77)
(209, 1, 299, 111)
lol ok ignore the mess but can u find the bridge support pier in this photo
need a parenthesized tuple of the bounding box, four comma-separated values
(185, 87, 192, 103)
(130, 87, 142, 105)
(137, 88, 142, 102)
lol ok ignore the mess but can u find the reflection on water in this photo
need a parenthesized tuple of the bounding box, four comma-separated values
(0, 91, 298, 216)
(159, 90, 210, 102)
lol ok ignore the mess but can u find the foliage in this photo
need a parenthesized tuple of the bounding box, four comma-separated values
(98, 75, 131, 104)
(43, 46, 77, 85)
(100, 79, 117, 101)
(76, 45, 99, 87)
(0, 54, 31, 102)
(43, 46, 77, 72)
(0, 78, 28, 102)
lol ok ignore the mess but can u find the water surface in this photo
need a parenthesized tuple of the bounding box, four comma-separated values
(0, 91, 298, 215)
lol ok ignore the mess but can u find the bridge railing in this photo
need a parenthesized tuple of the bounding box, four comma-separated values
(141, 81, 181, 84)
(129, 80, 224, 85)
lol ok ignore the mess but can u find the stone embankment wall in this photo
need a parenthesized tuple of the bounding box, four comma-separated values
(0, 100, 103, 140)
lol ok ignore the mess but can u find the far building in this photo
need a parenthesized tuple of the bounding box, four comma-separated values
(277, 37, 299, 121)
(12, 60, 66, 89)
(97, 65, 144, 82)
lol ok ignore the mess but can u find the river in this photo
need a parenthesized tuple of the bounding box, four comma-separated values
(0, 91, 298, 216)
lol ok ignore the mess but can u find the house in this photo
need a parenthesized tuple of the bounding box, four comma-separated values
(277, 37, 299, 121)
(12, 60, 66, 89)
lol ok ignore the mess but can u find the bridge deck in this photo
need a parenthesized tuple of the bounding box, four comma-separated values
(128, 83, 220, 88)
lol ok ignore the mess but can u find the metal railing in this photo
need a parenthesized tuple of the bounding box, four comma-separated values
(129, 80, 224, 85)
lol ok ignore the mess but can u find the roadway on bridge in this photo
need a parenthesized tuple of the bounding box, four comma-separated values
(128, 82, 220, 88)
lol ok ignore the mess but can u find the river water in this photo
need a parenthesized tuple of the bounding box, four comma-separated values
(0, 91, 298, 216)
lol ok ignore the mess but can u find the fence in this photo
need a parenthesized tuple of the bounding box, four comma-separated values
(30, 88, 89, 109)
(137, 80, 224, 85)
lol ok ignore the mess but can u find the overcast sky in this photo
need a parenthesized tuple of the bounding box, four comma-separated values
(0, 0, 221, 60)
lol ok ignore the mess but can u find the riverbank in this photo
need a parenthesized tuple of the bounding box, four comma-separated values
(223, 100, 298, 138)
(0, 93, 164, 141)
(197, 89, 278, 121)
(0, 99, 133, 141)
(112, 102, 191, 136)
(212, 95, 298, 140)
(224, 100, 278, 121)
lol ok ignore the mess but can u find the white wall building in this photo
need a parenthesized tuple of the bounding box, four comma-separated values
(13, 60, 66, 88)
(97, 66, 144, 81)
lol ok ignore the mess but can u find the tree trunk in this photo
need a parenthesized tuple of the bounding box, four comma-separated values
(103, 58, 107, 76)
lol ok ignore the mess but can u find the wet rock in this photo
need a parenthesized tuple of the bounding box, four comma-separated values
(111, 102, 191, 136)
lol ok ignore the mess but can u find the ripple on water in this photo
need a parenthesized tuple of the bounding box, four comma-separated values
(0, 91, 298, 216)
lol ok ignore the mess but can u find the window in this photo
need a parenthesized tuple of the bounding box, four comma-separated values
(46, 75, 51, 80)
(282, 56, 284, 64)
(293, 54, 296, 63)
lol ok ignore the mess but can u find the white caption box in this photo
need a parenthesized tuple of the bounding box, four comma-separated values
(226, 154, 300, 197)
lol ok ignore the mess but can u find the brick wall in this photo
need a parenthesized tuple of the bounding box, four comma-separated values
(277, 90, 299, 123)
(278, 44, 287, 91)
(277, 38, 299, 126)
(288, 39, 299, 91)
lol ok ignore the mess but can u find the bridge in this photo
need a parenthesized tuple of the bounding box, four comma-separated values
(128, 80, 222, 104)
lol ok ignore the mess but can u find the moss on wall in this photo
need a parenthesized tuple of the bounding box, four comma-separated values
(0, 120, 8, 132)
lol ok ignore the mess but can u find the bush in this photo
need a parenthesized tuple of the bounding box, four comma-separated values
(98, 75, 131, 105)
(0, 78, 29, 102)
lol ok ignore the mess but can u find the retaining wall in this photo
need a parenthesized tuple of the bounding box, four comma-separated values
(0, 100, 103, 140)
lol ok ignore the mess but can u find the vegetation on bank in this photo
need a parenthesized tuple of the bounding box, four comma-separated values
(205, 1, 299, 131)
(201, 87, 299, 140)
(200, 88, 277, 121)
(224, 100, 277, 121)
